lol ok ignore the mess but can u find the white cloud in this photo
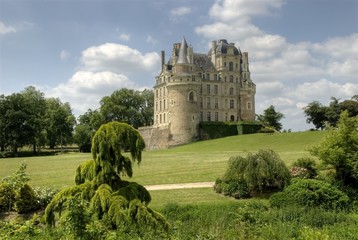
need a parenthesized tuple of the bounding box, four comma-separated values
(119, 33, 130, 41)
(80, 43, 160, 74)
(0, 21, 16, 35)
(45, 43, 160, 116)
(170, 6, 191, 17)
(46, 71, 136, 115)
(195, 0, 357, 131)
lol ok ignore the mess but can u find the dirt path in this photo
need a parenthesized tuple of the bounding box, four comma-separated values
(145, 182, 214, 191)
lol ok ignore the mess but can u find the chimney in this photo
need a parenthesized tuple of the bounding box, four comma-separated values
(161, 50, 165, 70)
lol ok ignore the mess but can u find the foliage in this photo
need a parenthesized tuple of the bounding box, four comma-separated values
(199, 122, 239, 139)
(0, 182, 16, 212)
(0, 162, 53, 213)
(0, 86, 75, 155)
(309, 111, 358, 188)
(99, 88, 154, 128)
(269, 178, 350, 210)
(291, 157, 318, 179)
(200, 121, 263, 139)
(304, 95, 358, 130)
(13, 184, 39, 213)
(214, 178, 250, 199)
(61, 194, 90, 239)
(2, 162, 30, 190)
(256, 105, 284, 131)
(218, 150, 291, 196)
(33, 186, 59, 209)
(44, 97, 76, 149)
(73, 109, 104, 152)
(45, 122, 169, 234)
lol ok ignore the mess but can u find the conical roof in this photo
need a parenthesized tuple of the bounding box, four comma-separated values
(176, 37, 189, 64)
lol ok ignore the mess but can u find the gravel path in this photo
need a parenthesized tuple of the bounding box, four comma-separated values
(145, 182, 214, 191)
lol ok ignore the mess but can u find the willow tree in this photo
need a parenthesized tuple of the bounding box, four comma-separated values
(45, 122, 169, 233)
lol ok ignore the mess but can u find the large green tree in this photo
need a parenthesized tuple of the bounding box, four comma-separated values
(310, 111, 358, 188)
(45, 122, 169, 234)
(304, 96, 358, 130)
(303, 101, 328, 130)
(21, 86, 47, 154)
(0, 93, 33, 154)
(73, 109, 104, 152)
(45, 98, 76, 149)
(257, 105, 285, 131)
(100, 88, 153, 128)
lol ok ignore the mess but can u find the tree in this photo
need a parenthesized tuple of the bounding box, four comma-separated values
(45, 98, 76, 149)
(309, 111, 358, 188)
(215, 150, 291, 197)
(0, 93, 32, 154)
(100, 88, 153, 128)
(304, 96, 358, 130)
(21, 86, 47, 154)
(45, 122, 169, 234)
(303, 101, 327, 130)
(340, 96, 358, 117)
(257, 105, 284, 131)
(73, 109, 104, 152)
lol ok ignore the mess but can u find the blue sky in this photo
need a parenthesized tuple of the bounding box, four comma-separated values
(1, 0, 357, 131)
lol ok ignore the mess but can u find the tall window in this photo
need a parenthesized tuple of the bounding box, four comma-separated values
(200, 112, 203, 121)
(229, 75, 234, 82)
(230, 99, 234, 109)
(247, 102, 252, 110)
(189, 91, 195, 102)
(229, 62, 233, 71)
(207, 111, 211, 121)
(207, 84, 210, 94)
(214, 85, 218, 94)
(207, 97, 211, 108)
(229, 87, 234, 95)
(215, 112, 219, 121)
(215, 98, 219, 109)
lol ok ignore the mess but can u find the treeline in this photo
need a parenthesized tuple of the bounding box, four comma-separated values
(0, 86, 153, 156)
(304, 95, 358, 130)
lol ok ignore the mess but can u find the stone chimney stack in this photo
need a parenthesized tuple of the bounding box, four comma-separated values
(161, 50, 165, 70)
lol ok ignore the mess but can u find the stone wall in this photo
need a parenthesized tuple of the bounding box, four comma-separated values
(138, 126, 171, 150)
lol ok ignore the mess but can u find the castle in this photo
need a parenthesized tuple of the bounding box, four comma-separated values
(139, 38, 256, 150)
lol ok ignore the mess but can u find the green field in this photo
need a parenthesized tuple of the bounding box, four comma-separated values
(0, 131, 326, 209)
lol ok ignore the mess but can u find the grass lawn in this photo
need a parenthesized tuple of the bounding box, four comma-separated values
(0, 131, 326, 190)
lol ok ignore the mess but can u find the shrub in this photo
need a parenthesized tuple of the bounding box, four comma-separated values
(220, 150, 291, 196)
(269, 179, 350, 211)
(33, 186, 59, 209)
(291, 157, 318, 179)
(214, 179, 250, 199)
(0, 182, 16, 212)
(14, 184, 39, 213)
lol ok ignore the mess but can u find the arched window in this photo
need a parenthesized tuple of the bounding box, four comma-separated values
(230, 115, 235, 121)
(188, 91, 196, 102)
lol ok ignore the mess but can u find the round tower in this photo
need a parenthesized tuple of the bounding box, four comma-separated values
(165, 38, 201, 145)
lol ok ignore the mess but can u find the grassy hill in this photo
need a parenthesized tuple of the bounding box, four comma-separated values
(0, 131, 326, 189)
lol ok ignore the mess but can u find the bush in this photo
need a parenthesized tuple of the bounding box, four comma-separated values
(0, 182, 16, 212)
(269, 179, 350, 211)
(291, 157, 318, 179)
(14, 184, 39, 213)
(214, 179, 250, 199)
(220, 150, 291, 196)
(33, 187, 59, 209)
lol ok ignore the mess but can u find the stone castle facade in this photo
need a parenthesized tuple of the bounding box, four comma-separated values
(139, 38, 256, 150)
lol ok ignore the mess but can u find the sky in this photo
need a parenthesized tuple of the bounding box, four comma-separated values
(0, 0, 357, 131)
